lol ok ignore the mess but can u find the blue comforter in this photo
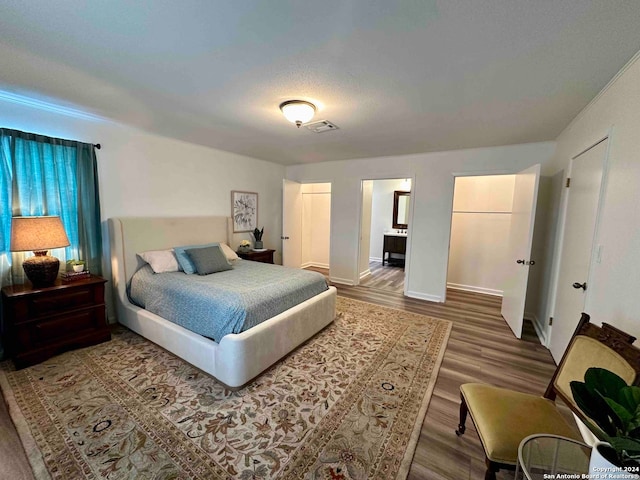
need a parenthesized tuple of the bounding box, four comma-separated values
(128, 260, 328, 342)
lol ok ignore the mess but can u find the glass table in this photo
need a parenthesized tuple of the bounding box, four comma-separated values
(517, 434, 591, 479)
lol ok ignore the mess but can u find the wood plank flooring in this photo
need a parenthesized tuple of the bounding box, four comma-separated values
(0, 263, 567, 480)
(359, 260, 406, 294)
(309, 264, 567, 480)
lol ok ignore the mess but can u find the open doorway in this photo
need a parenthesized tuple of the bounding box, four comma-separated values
(446, 171, 557, 343)
(447, 175, 516, 297)
(300, 183, 331, 277)
(358, 178, 411, 294)
(283, 181, 331, 277)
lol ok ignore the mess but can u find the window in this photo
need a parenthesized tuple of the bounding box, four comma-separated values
(0, 128, 102, 286)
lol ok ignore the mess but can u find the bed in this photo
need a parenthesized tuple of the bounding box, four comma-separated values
(108, 216, 337, 388)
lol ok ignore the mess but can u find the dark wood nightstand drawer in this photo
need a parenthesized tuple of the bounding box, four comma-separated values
(30, 306, 104, 346)
(29, 286, 95, 318)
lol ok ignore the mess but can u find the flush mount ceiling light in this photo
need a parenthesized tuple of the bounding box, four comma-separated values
(279, 100, 316, 128)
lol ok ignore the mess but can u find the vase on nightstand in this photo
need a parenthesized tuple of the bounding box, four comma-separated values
(254, 241, 263, 249)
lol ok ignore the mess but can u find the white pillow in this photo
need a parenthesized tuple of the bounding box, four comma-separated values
(138, 249, 181, 273)
(219, 242, 239, 263)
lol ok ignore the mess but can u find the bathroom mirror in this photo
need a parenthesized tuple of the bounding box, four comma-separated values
(393, 190, 410, 229)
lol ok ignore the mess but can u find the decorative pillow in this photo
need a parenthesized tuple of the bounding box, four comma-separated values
(219, 242, 239, 263)
(185, 245, 233, 275)
(137, 249, 181, 273)
(174, 243, 219, 274)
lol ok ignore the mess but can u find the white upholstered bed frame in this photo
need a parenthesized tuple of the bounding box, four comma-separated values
(108, 216, 337, 388)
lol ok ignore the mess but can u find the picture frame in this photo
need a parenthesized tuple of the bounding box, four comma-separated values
(231, 190, 258, 233)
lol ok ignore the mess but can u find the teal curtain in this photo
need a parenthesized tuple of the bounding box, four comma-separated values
(0, 128, 102, 287)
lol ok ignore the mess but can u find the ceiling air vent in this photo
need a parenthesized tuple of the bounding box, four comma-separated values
(304, 120, 339, 133)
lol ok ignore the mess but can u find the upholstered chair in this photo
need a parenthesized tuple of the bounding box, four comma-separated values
(455, 313, 640, 480)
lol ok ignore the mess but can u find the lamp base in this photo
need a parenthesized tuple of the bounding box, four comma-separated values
(23, 253, 60, 287)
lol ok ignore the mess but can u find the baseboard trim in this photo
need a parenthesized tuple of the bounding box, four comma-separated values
(301, 262, 330, 269)
(369, 256, 382, 263)
(447, 283, 503, 297)
(310, 262, 330, 269)
(330, 276, 355, 286)
(406, 290, 443, 303)
(359, 269, 371, 280)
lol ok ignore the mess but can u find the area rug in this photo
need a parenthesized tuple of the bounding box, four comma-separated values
(0, 297, 451, 480)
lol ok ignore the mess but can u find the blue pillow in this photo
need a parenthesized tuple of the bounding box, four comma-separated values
(186, 245, 232, 275)
(174, 242, 219, 274)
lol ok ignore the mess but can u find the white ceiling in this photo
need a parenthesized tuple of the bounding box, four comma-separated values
(1, 1, 640, 165)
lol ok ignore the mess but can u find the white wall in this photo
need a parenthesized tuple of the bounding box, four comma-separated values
(286, 142, 555, 295)
(546, 52, 640, 353)
(369, 179, 410, 262)
(359, 180, 373, 278)
(301, 183, 331, 269)
(0, 98, 285, 320)
(447, 175, 514, 296)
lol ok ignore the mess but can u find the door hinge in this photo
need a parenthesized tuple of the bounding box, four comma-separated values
(549, 317, 553, 326)
(565, 178, 571, 188)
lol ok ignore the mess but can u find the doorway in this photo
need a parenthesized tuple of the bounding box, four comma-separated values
(447, 174, 516, 297)
(447, 166, 546, 340)
(282, 180, 331, 276)
(359, 178, 411, 294)
(548, 138, 609, 361)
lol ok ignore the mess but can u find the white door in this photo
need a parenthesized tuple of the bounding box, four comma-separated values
(282, 179, 302, 268)
(501, 164, 541, 338)
(549, 139, 607, 361)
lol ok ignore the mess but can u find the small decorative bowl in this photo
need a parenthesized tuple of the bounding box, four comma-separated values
(73, 264, 85, 272)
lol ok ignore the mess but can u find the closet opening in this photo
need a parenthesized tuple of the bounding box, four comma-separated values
(447, 174, 515, 298)
(358, 178, 411, 294)
(446, 172, 554, 344)
(299, 183, 331, 279)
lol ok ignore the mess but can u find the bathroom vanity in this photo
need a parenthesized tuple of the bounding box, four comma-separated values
(383, 232, 407, 266)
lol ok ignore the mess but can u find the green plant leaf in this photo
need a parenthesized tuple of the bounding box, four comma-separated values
(619, 386, 640, 415)
(571, 381, 618, 436)
(585, 367, 628, 400)
(610, 436, 640, 455)
(603, 397, 634, 426)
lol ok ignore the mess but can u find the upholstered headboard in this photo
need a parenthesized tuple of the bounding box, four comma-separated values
(108, 216, 233, 303)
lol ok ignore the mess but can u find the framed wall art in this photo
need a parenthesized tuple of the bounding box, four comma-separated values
(231, 190, 258, 233)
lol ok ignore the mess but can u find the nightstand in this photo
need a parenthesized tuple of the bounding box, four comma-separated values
(1, 275, 110, 369)
(237, 249, 275, 264)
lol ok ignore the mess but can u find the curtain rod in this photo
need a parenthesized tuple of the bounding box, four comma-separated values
(94, 143, 101, 150)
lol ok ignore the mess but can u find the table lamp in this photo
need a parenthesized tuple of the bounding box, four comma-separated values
(10, 216, 70, 286)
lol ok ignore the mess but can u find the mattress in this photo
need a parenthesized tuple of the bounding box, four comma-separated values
(128, 259, 328, 342)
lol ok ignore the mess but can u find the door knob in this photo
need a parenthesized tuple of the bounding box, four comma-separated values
(516, 259, 525, 264)
(572, 282, 587, 291)
(527, 260, 535, 266)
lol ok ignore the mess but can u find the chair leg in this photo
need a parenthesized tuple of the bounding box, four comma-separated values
(484, 459, 499, 480)
(455, 393, 467, 436)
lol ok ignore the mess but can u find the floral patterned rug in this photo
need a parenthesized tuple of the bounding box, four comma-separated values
(0, 297, 451, 480)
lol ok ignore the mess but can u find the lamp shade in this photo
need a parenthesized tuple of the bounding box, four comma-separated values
(280, 100, 316, 127)
(10, 216, 70, 252)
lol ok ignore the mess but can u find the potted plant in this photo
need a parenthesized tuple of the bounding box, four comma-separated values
(66, 259, 86, 272)
(253, 227, 264, 249)
(570, 367, 640, 475)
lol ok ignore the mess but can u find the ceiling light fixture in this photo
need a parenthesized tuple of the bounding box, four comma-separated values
(279, 100, 316, 128)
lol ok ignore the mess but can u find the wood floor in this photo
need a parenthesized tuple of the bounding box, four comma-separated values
(0, 264, 565, 480)
(309, 264, 565, 480)
(359, 260, 406, 293)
